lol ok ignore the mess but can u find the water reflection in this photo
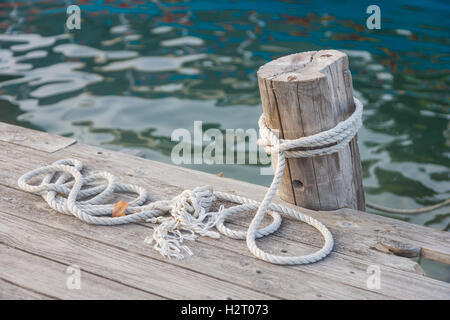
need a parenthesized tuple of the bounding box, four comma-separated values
(54, 43, 138, 62)
(0, 33, 70, 51)
(99, 53, 207, 72)
(0, 61, 103, 98)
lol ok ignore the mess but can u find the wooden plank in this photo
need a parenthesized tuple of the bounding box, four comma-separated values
(0, 211, 274, 300)
(0, 184, 385, 300)
(0, 244, 163, 300)
(338, 208, 450, 265)
(0, 142, 449, 298)
(0, 278, 53, 300)
(0, 123, 449, 299)
(0, 122, 76, 153)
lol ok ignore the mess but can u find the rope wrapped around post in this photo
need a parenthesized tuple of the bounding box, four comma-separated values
(17, 97, 364, 265)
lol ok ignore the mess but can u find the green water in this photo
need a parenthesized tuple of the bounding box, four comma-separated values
(0, 0, 449, 282)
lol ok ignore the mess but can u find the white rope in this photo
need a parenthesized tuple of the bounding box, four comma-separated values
(17, 97, 366, 265)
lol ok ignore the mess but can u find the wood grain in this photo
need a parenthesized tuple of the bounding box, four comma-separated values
(0, 278, 53, 300)
(0, 122, 76, 153)
(0, 244, 162, 300)
(0, 211, 273, 300)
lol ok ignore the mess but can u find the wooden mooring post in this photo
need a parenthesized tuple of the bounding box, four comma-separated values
(257, 50, 365, 211)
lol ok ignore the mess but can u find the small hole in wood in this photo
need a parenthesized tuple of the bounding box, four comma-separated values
(293, 180, 303, 189)
(256, 270, 262, 274)
(281, 249, 288, 253)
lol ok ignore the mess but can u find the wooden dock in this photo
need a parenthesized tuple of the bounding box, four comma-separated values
(0, 121, 449, 300)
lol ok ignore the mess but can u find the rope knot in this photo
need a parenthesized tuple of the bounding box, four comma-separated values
(170, 186, 215, 218)
(150, 186, 220, 259)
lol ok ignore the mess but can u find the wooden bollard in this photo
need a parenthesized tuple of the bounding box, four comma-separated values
(257, 50, 365, 211)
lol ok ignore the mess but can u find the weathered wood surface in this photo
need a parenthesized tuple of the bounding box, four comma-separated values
(0, 122, 76, 153)
(0, 278, 52, 300)
(0, 122, 449, 300)
(258, 50, 365, 211)
(1, 244, 162, 300)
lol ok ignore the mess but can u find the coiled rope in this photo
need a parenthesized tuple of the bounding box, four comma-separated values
(18, 97, 368, 265)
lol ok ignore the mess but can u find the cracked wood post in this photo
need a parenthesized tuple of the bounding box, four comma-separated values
(257, 50, 365, 211)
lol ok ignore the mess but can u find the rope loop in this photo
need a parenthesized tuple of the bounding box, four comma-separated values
(258, 97, 363, 158)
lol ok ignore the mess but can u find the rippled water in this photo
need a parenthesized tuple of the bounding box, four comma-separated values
(0, 1, 449, 279)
